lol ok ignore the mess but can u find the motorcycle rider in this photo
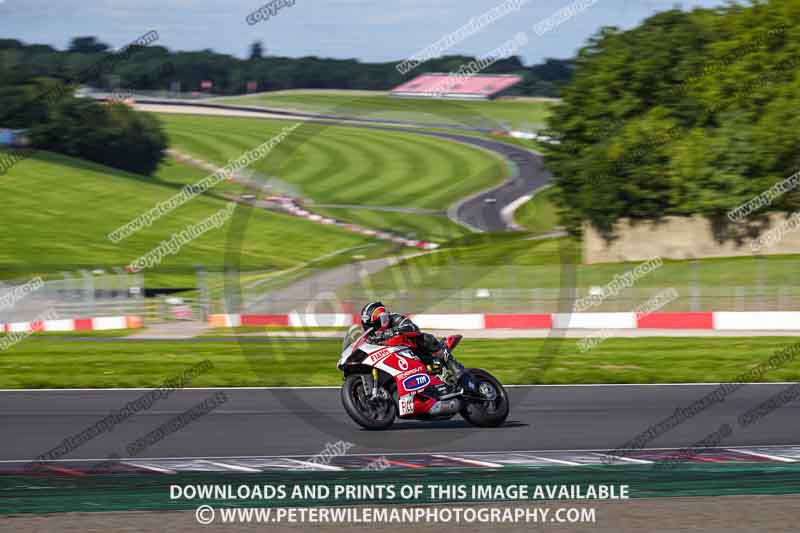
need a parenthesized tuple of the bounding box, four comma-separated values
(359, 301, 477, 393)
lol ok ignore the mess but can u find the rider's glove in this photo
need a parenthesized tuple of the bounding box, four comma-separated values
(374, 328, 395, 342)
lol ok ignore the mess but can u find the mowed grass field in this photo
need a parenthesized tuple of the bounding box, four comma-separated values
(513, 186, 560, 235)
(157, 113, 506, 241)
(217, 90, 555, 131)
(0, 149, 377, 287)
(1, 336, 799, 388)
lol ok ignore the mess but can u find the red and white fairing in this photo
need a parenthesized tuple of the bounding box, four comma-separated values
(344, 341, 443, 416)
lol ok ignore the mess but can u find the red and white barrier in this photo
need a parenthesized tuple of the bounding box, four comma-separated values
(1, 316, 143, 333)
(5, 311, 794, 333)
(552, 312, 636, 330)
(412, 314, 485, 330)
(713, 311, 800, 330)
(637, 312, 713, 329)
(208, 311, 800, 330)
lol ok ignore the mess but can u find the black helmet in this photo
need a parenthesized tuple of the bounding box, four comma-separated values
(360, 301, 389, 331)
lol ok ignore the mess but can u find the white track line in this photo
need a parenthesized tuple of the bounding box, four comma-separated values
(5, 444, 800, 464)
(602, 454, 652, 464)
(201, 460, 262, 472)
(525, 456, 581, 466)
(731, 449, 796, 462)
(499, 194, 532, 231)
(433, 455, 502, 468)
(121, 461, 177, 474)
(285, 459, 344, 471)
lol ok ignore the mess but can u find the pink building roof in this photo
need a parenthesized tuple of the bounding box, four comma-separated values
(391, 73, 522, 98)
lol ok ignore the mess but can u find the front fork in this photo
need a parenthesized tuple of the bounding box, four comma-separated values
(371, 367, 379, 398)
(361, 368, 385, 400)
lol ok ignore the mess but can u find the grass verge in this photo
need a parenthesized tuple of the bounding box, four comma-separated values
(215, 91, 555, 131)
(514, 186, 560, 234)
(363, 233, 800, 291)
(1, 337, 799, 388)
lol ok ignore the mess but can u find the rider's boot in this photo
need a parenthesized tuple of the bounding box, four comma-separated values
(441, 349, 479, 394)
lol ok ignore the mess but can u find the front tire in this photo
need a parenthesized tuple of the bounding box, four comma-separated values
(341, 375, 396, 430)
(459, 369, 509, 427)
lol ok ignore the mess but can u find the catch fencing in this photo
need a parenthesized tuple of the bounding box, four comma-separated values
(224, 262, 800, 315)
(0, 270, 208, 324)
(5, 259, 800, 326)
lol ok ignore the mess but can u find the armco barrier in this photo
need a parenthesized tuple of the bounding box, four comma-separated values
(1, 316, 143, 333)
(209, 312, 800, 330)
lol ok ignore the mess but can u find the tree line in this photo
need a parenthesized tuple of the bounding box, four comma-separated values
(0, 37, 572, 97)
(0, 35, 572, 176)
(544, 0, 800, 240)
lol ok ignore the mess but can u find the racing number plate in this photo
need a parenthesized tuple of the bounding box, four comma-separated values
(399, 393, 415, 416)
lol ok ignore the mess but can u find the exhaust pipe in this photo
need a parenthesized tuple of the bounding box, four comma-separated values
(429, 398, 461, 416)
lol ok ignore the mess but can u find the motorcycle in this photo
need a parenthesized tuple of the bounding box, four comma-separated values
(337, 325, 509, 430)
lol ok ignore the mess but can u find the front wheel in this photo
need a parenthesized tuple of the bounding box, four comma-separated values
(341, 375, 396, 430)
(459, 369, 509, 427)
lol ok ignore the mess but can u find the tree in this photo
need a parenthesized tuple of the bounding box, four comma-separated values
(28, 87, 167, 175)
(2, 34, 572, 98)
(249, 41, 264, 60)
(0, 39, 23, 50)
(543, 1, 800, 238)
(68, 36, 110, 54)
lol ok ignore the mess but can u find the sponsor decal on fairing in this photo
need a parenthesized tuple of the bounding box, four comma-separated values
(402, 373, 431, 392)
(364, 347, 393, 366)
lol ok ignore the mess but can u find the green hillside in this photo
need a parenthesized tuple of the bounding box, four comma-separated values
(0, 149, 376, 287)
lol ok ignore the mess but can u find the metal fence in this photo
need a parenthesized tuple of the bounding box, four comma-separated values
(229, 262, 800, 315)
(4, 261, 800, 325)
(0, 270, 209, 324)
(0, 271, 140, 323)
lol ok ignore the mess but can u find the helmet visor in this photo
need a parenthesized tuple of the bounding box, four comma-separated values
(369, 306, 389, 329)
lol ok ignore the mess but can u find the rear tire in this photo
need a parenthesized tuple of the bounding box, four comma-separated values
(341, 375, 396, 430)
(459, 369, 509, 427)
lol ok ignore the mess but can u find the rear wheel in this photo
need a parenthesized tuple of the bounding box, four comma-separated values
(459, 369, 509, 427)
(341, 375, 396, 430)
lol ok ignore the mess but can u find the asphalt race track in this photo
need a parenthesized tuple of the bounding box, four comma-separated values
(2, 384, 799, 470)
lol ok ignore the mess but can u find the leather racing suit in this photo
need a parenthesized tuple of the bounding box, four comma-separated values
(367, 313, 476, 393)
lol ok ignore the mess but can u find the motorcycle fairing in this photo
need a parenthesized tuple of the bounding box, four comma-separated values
(358, 343, 443, 415)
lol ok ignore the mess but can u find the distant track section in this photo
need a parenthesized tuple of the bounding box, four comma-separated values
(127, 98, 551, 232)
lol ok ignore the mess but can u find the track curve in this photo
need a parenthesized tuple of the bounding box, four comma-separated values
(131, 99, 551, 232)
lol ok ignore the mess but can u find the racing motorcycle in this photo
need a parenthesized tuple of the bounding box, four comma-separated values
(337, 325, 509, 430)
